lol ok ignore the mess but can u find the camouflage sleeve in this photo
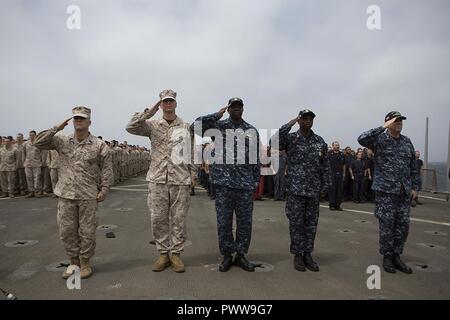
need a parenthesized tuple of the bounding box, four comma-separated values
(277, 122, 294, 151)
(320, 141, 331, 193)
(357, 126, 385, 150)
(34, 127, 63, 151)
(125, 110, 154, 137)
(190, 113, 221, 136)
(99, 142, 113, 195)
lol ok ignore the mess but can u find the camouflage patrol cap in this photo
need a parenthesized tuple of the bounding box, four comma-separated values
(385, 111, 406, 122)
(159, 89, 177, 101)
(227, 97, 244, 107)
(298, 109, 316, 118)
(72, 106, 91, 119)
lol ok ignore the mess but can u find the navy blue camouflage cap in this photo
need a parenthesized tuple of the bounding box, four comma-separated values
(385, 111, 406, 122)
(298, 109, 316, 118)
(227, 97, 244, 107)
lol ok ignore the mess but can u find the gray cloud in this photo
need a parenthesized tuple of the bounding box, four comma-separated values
(1, 0, 449, 161)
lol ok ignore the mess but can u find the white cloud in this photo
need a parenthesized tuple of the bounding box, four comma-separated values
(0, 0, 449, 161)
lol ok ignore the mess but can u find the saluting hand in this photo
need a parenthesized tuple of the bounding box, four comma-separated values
(56, 117, 72, 131)
(383, 117, 398, 129)
(144, 100, 161, 116)
(288, 116, 300, 127)
(217, 106, 228, 119)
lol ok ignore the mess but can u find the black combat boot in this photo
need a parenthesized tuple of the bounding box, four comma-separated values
(293, 254, 306, 272)
(233, 254, 255, 272)
(304, 253, 319, 272)
(393, 254, 413, 274)
(383, 255, 396, 273)
(219, 255, 233, 272)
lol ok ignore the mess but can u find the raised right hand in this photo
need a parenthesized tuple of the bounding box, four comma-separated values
(383, 117, 398, 129)
(144, 100, 161, 115)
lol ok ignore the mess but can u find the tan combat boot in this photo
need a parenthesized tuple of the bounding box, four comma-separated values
(152, 253, 171, 272)
(25, 192, 35, 198)
(0, 193, 7, 198)
(62, 257, 81, 279)
(170, 253, 185, 273)
(80, 258, 93, 279)
(8, 193, 15, 198)
(35, 192, 43, 198)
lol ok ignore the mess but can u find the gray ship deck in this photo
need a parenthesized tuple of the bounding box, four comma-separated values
(1, 176, 449, 300)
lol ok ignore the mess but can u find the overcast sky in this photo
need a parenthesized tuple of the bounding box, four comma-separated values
(1, 0, 449, 161)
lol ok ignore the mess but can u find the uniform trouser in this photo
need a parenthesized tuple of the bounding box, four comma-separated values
(365, 178, 374, 201)
(286, 193, 320, 255)
(114, 164, 120, 183)
(147, 182, 190, 254)
(274, 172, 286, 200)
(344, 173, 353, 200)
(15, 168, 27, 192)
(375, 191, 410, 256)
(0, 171, 16, 193)
(353, 175, 365, 202)
(120, 165, 127, 180)
(328, 172, 343, 207)
(253, 176, 264, 200)
(215, 185, 254, 256)
(50, 168, 59, 191)
(57, 198, 98, 260)
(41, 166, 51, 192)
(25, 167, 42, 193)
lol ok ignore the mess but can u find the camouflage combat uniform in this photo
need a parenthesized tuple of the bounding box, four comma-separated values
(34, 127, 113, 260)
(126, 111, 196, 254)
(358, 126, 419, 256)
(0, 147, 19, 194)
(24, 140, 43, 193)
(278, 123, 330, 255)
(47, 149, 60, 191)
(192, 112, 261, 256)
(15, 142, 27, 193)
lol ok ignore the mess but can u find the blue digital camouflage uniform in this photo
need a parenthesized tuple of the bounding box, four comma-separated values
(358, 126, 419, 256)
(277, 123, 330, 255)
(191, 113, 261, 255)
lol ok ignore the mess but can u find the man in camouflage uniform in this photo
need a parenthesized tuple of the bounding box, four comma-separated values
(126, 89, 196, 273)
(358, 111, 418, 274)
(34, 106, 113, 279)
(24, 130, 43, 198)
(277, 109, 330, 272)
(0, 136, 19, 198)
(192, 97, 261, 272)
(47, 149, 59, 197)
(15, 133, 27, 196)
